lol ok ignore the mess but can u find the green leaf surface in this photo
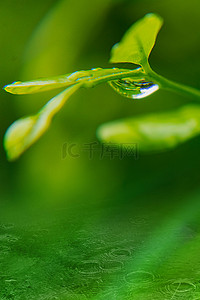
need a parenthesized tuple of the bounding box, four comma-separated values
(3, 71, 89, 95)
(4, 84, 81, 161)
(110, 13, 163, 67)
(97, 105, 200, 153)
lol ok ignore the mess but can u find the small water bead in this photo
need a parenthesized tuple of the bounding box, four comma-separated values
(0, 234, 18, 243)
(101, 260, 124, 273)
(160, 279, 196, 295)
(0, 245, 11, 255)
(0, 223, 14, 230)
(91, 68, 102, 71)
(109, 78, 159, 99)
(124, 270, 155, 285)
(78, 260, 102, 275)
(157, 279, 198, 300)
(110, 248, 132, 259)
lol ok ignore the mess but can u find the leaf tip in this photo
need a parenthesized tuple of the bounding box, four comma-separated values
(145, 12, 164, 27)
(3, 116, 37, 161)
(3, 81, 22, 94)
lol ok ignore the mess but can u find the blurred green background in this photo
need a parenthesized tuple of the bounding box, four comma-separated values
(1, 0, 200, 299)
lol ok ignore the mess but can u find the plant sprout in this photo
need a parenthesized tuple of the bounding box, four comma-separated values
(3, 13, 200, 160)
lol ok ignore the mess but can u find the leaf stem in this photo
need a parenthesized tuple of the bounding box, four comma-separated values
(80, 68, 145, 87)
(84, 66, 200, 101)
(148, 69, 200, 100)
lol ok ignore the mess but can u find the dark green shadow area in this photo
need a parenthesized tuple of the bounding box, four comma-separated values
(1, 183, 200, 300)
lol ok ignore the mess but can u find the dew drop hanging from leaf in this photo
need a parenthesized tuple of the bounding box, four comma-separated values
(108, 77, 159, 99)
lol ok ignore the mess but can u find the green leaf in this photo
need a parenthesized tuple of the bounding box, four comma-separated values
(110, 13, 163, 67)
(97, 105, 200, 153)
(4, 84, 81, 161)
(3, 71, 89, 95)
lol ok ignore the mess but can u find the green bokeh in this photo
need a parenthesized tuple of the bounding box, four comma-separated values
(1, 0, 200, 299)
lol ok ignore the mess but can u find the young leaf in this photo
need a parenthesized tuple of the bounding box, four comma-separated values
(110, 13, 163, 67)
(4, 84, 81, 161)
(97, 105, 200, 153)
(3, 71, 89, 95)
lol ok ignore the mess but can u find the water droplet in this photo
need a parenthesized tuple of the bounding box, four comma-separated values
(0, 234, 18, 242)
(129, 217, 148, 226)
(109, 78, 159, 99)
(159, 279, 196, 297)
(0, 223, 14, 230)
(91, 68, 102, 71)
(78, 260, 101, 275)
(5, 279, 17, 283)
(110, 248, 132, 259)
(101, 260, 124, 273)
(124, 270, 155, 285)
(82, 239, 106, 251)
(0, 245, 11, 255)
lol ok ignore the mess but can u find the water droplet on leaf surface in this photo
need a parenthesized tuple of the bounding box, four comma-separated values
(109, 78, 159, 99)
(101, 260, 124, 273)
(78, 260, 101, 275)
(124, 270, 155, 285)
